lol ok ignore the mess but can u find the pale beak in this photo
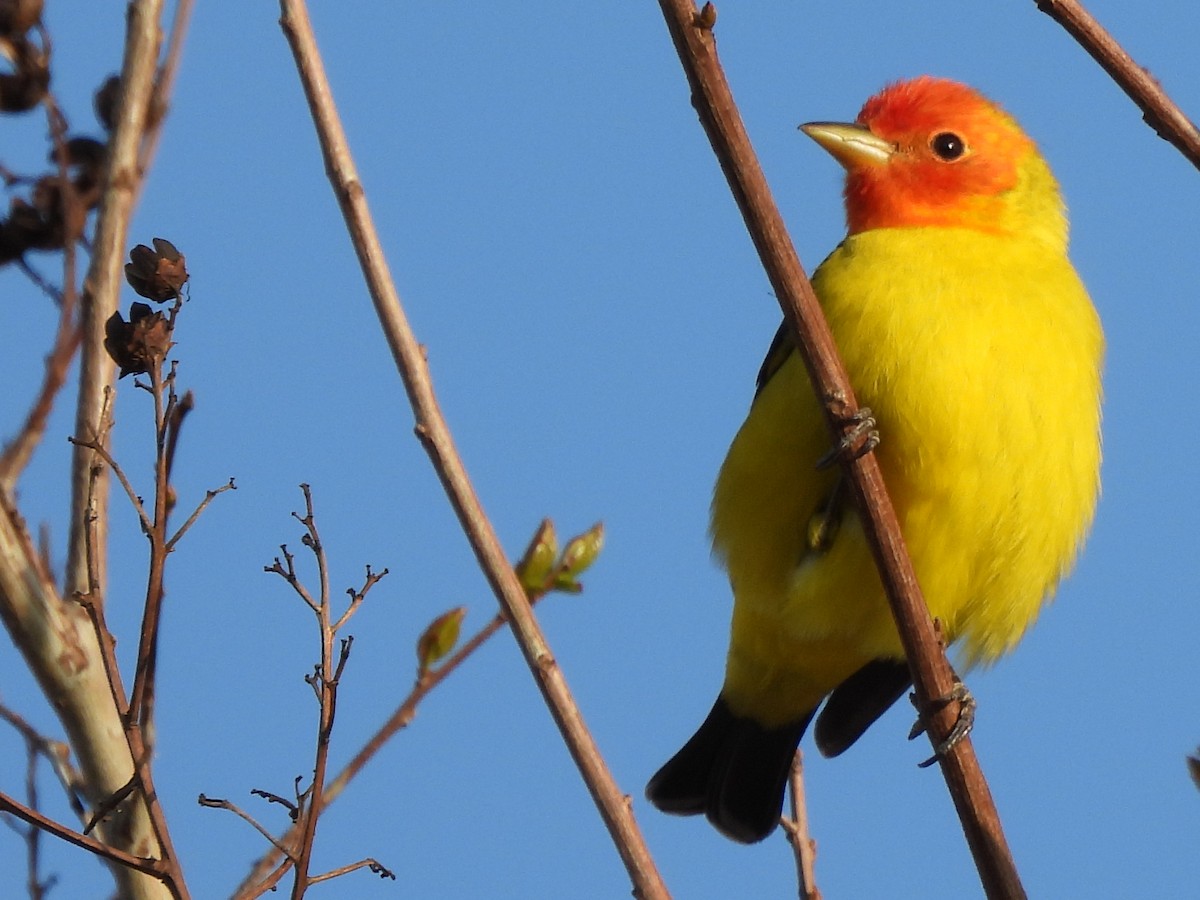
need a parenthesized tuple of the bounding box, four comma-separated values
(800, 121, 896, 170)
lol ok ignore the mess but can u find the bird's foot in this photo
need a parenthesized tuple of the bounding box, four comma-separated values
(908, 679, 976, 768)
(816, 406, 879, 469)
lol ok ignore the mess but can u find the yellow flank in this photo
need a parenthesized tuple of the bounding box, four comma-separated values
(712, 213, 1102, 730)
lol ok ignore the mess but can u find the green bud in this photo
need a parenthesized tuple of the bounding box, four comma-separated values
(416, 606, 466, 675)
(515, 518, 558, 594)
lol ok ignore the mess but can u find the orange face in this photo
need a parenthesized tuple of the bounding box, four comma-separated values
(830, 77, 1037, 235)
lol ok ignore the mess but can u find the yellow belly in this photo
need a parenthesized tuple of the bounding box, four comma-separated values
(711, 227, 1103, 726)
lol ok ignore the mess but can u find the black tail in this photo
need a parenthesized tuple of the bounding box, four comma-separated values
(814, 658, 911, 758)
(645, 696, 813, 844)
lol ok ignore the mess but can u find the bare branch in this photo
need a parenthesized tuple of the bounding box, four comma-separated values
(68, 431, 153, 536)
(308, 858, 396, 885)
(166, 478, 237, 551)
(655, 3, 1022, 897)
(66, 0, 169, 604)
(781, 751, 821, 900)
(137, 0, 195, 177)
(1034, 0, 1200, 169)
(278, 4, 668, 896)
(265, 545, 320, 613)
(0, 790, 165, 879)
(197, 795, 296, 858)
(235, 575, 556, 896)
(331, 566, 386, 633)
(161, 388, 194, 487)
(0, 491, 171, 899)
(0, 96, 85, 491)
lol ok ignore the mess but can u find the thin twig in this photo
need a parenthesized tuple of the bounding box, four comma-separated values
(233, 576, 554, 897)
(266, 546, 320, 614)
(781, 751, 821, 900)
(161, 389, 194, 488)
(0, 702, 87, 833)
(75, 467, 132, 722)
(0, 702, 56, 899)
(137, 0, 195, 182)
(130, 352, 188, 737)
(331, 567, 385, 633)
(22, 730, 47, 900)
(257, 487, 381, 899)
(0, 100, 85, 493)
(308, 858, 395, 885)
(277, 5, 668, 897)
(67, 434, 153, 536)
(0, 790, 165, 878)
(166, 478, 236, 551)
(1034, 0, 1200, 170)
(16, 258, 64, 304)
(656, 3, 1023, 898)
(197, 796, 295, 858)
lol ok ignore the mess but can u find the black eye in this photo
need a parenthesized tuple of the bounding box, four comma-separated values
(930, 131, 966, 161)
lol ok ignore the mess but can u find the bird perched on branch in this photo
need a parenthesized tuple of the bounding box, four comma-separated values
(646, 76, 1103, 843)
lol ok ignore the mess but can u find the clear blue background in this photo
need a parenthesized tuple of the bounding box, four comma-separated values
(2, 2, 1198, 898)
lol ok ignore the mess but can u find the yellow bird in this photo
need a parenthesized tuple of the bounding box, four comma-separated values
(646, 76, 1103, 843)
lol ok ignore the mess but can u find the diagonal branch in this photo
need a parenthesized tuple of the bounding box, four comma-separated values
(0, 98, 84, 493)
(1034, 0, 1200, 169)
(0, 790, 166, 878)
(65, 0, 166, 604)
(656, 3, 1024, 898)
(277, 3, 669, 899)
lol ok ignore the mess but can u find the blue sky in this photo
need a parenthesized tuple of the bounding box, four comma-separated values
(2, 2, 1199, 898)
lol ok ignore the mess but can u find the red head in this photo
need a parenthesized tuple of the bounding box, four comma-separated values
(802, 76, 1065, 246)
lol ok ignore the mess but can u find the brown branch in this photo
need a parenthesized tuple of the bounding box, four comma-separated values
(68, 431, 153, 536)
(0, 704, 87, 827)
(238, 520, 593, 898)
(780, 751, 821, 900)
(0, 790, 165, 879)
(71, 327, 190, 898)
(0, 493, 173, 899)
(166, 478, 236, 551)
(277, 3, 669, 898)
(161, 388, 194, 488)
(65, 0, 167, 605)
(1034, 0, 1200, 170)
(137, 0, 195, 179)
(0, 99, 85, 493)
(0, 701, 62, 899)
(308, 858, 395, 885)
(656, 3, 1023, 898)
(256, 487, 380, 899)
(197, 795, 295, 858)
(234, 565, 555, 897)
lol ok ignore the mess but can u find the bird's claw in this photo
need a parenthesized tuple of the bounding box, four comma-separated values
(816, 406, 879, 469)
(908, 679, 976, 768)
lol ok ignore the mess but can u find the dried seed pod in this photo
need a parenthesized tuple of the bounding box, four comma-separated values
(125, 238, 188, 302)
(0, 35, 49, 112)
(93, 74, 119, 131)
(104, 302, 172, 378)
(0, 0, 44, 38)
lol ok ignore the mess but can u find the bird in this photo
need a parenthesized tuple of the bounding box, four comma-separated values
(645, 76, 1103, 844)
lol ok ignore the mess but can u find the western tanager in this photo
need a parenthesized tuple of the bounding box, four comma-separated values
(646, 76, 1103, 843)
